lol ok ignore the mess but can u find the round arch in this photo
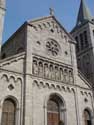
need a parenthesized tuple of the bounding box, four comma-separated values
(83, 108, 93, 125)
(0, 96, 20, 125)
(44, 93, 66, 108)
(1, 95, 19, 109)
(44, 92, 66, 125)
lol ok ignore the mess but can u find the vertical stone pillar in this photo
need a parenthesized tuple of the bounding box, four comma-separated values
(0, 0, 6, 58)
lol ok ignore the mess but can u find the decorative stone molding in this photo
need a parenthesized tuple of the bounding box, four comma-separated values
(0, 73, 23, 84)
(8, 84, 14, 91)
(80, 90, 92, 97)
(32, 56, 74, 84)
(29, 18, 72, 43)
(33, 80, 75, 93)
(0, 52, 25, 67)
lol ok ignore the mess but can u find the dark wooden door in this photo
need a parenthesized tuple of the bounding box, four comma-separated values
(47, 112, 59, 125)
(47, 100, 60, 125)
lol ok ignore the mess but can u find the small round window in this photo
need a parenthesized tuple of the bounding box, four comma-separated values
(46, 39, 60, 56)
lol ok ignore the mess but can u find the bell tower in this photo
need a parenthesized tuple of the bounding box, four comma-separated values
(71, 0, 94, 86)
(0, 0, 6, 57)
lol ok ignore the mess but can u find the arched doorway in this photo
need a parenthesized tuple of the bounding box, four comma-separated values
(84, 109, 92, 125)
(1, 98, 16, 125)
(47, 94, 65, 125)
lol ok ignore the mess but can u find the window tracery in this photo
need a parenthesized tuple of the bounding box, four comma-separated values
(46, 39, 60, 56)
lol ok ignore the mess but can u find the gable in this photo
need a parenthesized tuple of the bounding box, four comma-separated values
(27, 16, 76, 66)
(28, 16, 75, 44)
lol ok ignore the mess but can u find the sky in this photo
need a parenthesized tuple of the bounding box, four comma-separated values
(2, 0, 94, 42)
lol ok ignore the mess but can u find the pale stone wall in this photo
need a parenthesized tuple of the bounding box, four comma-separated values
(24, 16, 94, 125)
(0, 52, 25, 73)
(0, 70, 23, 125)
(31, 75, 94, 125)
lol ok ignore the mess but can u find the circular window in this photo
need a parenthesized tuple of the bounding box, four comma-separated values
(46, 39, 60, 56)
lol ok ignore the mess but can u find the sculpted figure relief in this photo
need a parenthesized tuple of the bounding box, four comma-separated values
(69, 71, 73, 83)
(64, 69, 68, 83)
(49, 65, 55, 80)
(32, 57, 73, 84)
(39, 62, 43, 77)
(60, 68, 64, 82)
(55, 66, 60, 81)
(33, 60, 38, 75)
(44, 64, 49, 78)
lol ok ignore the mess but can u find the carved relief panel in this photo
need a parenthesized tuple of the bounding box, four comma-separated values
(32, 56, 74, 84)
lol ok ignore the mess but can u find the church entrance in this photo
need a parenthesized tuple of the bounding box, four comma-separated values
(47, 100, 60, 125)
(84, 109, 92, 125)
(47, 94, 65, 125)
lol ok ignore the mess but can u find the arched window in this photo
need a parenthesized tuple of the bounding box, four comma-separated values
(47, 94, 65, 125)
(1, 99, 16, 125)
(83, 109, 92, 125)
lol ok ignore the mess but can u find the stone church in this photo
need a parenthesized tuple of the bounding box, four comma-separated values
(0, 0, 94, 125)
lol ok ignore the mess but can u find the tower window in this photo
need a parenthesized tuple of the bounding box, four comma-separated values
(80, 33, 84, 50)
(84, 31, 88, 46)
(75, 36, 79, 52)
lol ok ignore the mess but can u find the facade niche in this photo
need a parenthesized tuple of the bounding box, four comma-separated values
(44, 63, 49, 78)
(60, 68, 64, 82)
(32, 57, 73, 84)
(38, 61, 43, 77)
(33, 59, 38, 75)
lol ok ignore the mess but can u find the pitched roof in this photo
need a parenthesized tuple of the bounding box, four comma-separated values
(76, 0, 93, 26)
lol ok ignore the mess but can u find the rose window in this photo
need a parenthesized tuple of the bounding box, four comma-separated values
(46, 39, 60, 56)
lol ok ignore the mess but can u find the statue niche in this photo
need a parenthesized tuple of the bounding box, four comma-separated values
(69, 71, 73, 83)
(44, 63, 49, 78)
(39, 62, 43, 77)
(49, 64, 54, 80)
(55, 66, 60, 81)
(60, 68, 64, 82)
(64, 69, 69, 83)
(33, 60, 38, 75)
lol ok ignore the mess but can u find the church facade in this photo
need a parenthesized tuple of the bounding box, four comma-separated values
(0, 0, 94, 125)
